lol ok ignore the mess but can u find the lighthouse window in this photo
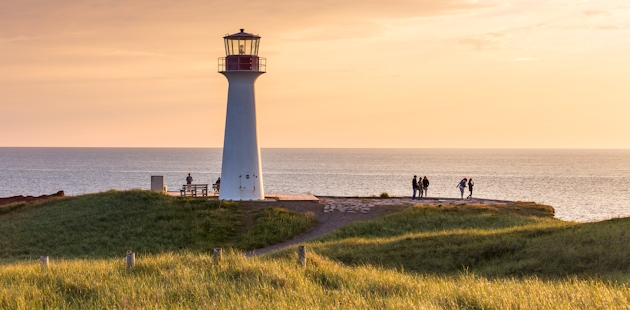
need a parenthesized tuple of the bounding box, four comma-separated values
(223, 32, 261, 56)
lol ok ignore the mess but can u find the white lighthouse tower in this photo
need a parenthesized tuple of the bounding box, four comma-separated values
(217, 29, 266, 201)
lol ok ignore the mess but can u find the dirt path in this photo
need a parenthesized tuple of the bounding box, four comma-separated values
(246, 201, 408, 256)
(243, 197, 517, 256)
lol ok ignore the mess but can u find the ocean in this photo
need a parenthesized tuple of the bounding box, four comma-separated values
(0, 148, 629, 222)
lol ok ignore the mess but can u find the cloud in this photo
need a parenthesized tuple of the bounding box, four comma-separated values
(67, 48, 167, 57)
(459, 32, 509, 50)
(0, 35, 41, 43)
(0, 0, 492, 41)
(583, 10, 611, 16)
(513, 57, 534, 61)
(599, 25, 623, 30)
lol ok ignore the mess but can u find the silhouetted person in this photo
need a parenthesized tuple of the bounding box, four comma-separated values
(467, 178, 474, 199)
(422, 176, 430, 198)
(215, 177, 221, 191)
(186, 173, 193, 185)
(418, 175, 424, 200)
(457, 178, 468, 199)
(412, 175, 419, 200)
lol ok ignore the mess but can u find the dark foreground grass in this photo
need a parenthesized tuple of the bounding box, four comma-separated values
(276, 202, 630, 279)
(0, 190, 316, 261)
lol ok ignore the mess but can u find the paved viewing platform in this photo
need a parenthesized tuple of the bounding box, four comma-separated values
(166, 191, 515, 214)
(166, 191, 318, 201)
(319, 196, 515, 214)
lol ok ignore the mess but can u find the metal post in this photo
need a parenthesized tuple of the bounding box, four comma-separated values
(298, 245, 306, 266)
(40, 256, 49, 268)
(126, 250, 135, 268)
(213, 248, 222, 263)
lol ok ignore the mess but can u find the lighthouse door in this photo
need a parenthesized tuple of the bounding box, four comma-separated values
(240, 174, 255, 191)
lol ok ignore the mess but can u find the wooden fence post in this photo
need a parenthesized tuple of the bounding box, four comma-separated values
(126, 250, 135, 268)
(298, 246, 306, 266)
(213, 248, 222, 263)
(40, 256, 49, 269)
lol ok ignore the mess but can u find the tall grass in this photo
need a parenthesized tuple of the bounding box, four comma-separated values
(0, 190, 316, 261)
(1, 252, 630, 309)
(239, 207, 316, 250)
(4, 192, 630, 308)
(280, 203, 630, 278)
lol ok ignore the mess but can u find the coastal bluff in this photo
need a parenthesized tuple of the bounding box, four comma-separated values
(0, 191, 65, 207)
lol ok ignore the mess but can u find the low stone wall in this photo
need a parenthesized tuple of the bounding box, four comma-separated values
(0, 191, 65, 207)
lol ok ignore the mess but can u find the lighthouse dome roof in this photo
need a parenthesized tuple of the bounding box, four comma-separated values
(224, 29, 260, 39)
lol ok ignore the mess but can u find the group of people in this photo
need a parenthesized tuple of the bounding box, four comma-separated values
(457, 178, 474, 199)
(411, 175, 430, 200)
(186, 173, 221, 190)
(412, 176, 474, 200)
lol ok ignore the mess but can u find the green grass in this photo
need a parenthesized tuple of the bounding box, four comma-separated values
(274, 202, 630, 278)
(2, 252, 630, 309)
(0, 190, 316, 261)
(238, 207, 316, 250)
(4, 194, 630, 308)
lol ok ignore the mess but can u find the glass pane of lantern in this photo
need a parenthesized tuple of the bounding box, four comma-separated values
(238, 39, 245, 55)
(253, 39, 258, 55)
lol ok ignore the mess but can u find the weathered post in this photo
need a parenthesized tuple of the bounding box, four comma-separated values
(40, 256, 49, 268)
(298, 245, 306, 266)
(213, 248, 222, 263)
(126, 250, 135, 268)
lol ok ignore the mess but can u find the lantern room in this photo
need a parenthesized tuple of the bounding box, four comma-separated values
(218, 29, 266, 72)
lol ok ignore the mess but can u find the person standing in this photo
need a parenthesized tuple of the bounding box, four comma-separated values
(422, 176, 430, 198)
(412, 175, 419, 200)
(467, 178, 474, 199)
(186, 173, 193, 185)
(457, 178, 467, 199)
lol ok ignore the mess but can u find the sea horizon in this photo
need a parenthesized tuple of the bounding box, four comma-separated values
(1, 148, 629, 223)
(2, 147, 630, 149)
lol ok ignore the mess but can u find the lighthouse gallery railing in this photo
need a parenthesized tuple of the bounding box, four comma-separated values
(218, 57, 266, 72)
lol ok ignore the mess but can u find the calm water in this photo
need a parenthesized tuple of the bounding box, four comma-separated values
(1, 148, 629, 222)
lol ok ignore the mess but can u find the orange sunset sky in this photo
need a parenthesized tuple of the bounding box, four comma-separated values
(1, 0, 629, 148)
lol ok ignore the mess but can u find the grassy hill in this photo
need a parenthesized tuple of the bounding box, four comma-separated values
(0, 190, 316, 261)
(3, 193, 630, 308)
(276, 202, 630, 278)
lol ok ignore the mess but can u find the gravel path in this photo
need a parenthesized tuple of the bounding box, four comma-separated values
(245, 196, 511, 256)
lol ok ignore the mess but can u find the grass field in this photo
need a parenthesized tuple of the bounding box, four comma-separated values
(2, 191, 630, 309)
(291, 202, 630, 278)
(2, 252, 630, 309)
(0, 190, 316, 261)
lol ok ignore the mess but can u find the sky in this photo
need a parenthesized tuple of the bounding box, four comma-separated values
(1, 0, 629, 148)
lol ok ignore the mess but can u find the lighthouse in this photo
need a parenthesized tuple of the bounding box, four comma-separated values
(217, 29, 266, 201)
